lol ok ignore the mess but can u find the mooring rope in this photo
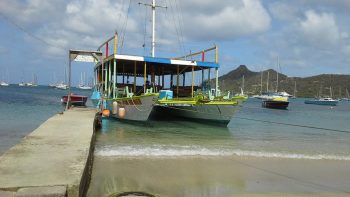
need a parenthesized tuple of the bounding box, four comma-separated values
(160, 105, 350, 133)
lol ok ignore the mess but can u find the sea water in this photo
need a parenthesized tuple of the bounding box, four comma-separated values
(0, 85, 92, 154)
(88, 98, 350, 196)
(1, 86, 350, 195)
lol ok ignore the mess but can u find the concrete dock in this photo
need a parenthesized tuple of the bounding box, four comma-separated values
(0, 108, 99, 197)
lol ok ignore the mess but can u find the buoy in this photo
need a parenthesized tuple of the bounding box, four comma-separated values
(112, 101, 118, 114)
(102, 109, 110, 117)
(118, 107, 126, 118)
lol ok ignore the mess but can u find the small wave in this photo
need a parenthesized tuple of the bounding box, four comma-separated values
(95, 145, 350, 161)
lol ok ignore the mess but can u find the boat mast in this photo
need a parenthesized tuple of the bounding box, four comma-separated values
(260, 69, 263, 94)
(267, 71, 269, 92)
(151, 0, 155, 57)
(139, 0, 166, 57)
(276, 56, 279, 92)
(242, 75, 245, 94)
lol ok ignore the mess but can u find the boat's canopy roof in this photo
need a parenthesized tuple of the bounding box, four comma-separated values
(95, 54, 219, 76)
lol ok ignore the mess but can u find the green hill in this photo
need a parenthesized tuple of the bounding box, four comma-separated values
(218, 65, 350, 98)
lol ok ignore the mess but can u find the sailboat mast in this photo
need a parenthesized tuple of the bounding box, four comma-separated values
(140, 0, 166, 57)
(276, 56, 279, 92)
(242, 75, 245, 94)
(267, 71, 269, 92)
(151, 0, 156, 57)
(260, 70, 263, 94)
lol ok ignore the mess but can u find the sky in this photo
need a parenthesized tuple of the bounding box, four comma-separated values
(0, 0, 350, 85)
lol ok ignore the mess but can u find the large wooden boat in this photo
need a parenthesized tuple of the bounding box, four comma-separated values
(90, 33, 241, 124)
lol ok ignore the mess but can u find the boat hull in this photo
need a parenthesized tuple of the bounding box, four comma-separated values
(61, 95, 88, 106)
(304, 100, 338, 106)
(106, 95, 157, 121)
(262, 100, 289, 109)
(153, 104, 240, 124)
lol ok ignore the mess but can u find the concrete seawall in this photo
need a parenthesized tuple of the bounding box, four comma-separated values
(0, 108, 99, 197)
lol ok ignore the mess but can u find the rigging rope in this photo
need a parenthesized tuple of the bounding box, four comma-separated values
(120, 0, 132, 53)
(159, 104, 350, 133)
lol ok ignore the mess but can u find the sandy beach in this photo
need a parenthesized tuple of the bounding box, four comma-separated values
(88, 156, 350, 196)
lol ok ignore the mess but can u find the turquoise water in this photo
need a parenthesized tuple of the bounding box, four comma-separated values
(0, 85, 92, 155)
(2, 85, 350, 195)
(89, 98, 350, 196)
(95, 98, 350, 159)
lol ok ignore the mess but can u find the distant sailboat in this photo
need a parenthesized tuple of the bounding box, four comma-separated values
(26, 74, 38, 87)
(78, 72, 92, 90)
(291, 81, 297, 99)
(56, 67, 68, 89)
(0, 81, 9, 86)
(1, 69, 10, 86)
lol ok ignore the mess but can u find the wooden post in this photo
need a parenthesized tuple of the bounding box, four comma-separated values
(114, 32, 118, 55)
(106, 42, 108, 58)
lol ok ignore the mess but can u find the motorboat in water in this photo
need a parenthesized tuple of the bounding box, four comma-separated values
(61, 94, 87, 106)
(304, 98, 338, 106)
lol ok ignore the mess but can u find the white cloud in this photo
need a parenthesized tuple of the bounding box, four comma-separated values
(179, 0, 271, 40)
(299, 10, 340, 47)
(269, 2, 298, 22)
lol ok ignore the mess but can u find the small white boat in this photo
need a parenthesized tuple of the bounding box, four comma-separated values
(0, 81, 9, 86)
(56, 83, 68, 90)
(304, 97, 338, 106)
(78, 85, 92, 90)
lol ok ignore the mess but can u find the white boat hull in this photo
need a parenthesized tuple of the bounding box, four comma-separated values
(106, 95, 157, 121)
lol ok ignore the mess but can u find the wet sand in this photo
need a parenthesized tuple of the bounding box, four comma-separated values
(87, 156, 350, 196)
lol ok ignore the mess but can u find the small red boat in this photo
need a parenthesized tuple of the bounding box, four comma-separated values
(61, 94, 88, 106)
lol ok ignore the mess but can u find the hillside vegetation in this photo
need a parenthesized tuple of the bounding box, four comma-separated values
(217, 65, 350, 98)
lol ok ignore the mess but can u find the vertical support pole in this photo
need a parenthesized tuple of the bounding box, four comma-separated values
(104, 61, 108, 93)
(144, 62, 147, 93)
(170, 74, 173, 88)
(113, 59, 116, 98)
(122, 65, 125, 84)
(114, 33, 118, 55)
(106, 42, 109, 58)
(215, 45, 219, 97)
(176, 65, 179, 98)
(201, 51, 205, 61)
(208, 68, 211, 88)
(183, 73, 185, 87)
(202, 69, 204, 91)
(215, 68, 219, 97)
(157, 68, 160, 88)
(65, 52, 71, 111)
(108, 61, 111, 97)
(162, 67, 164, 88)
(151, 65, 155, 86)
(134, 61, 137, 93)
(101, 59, 104, 94)
(191, 66, 194, 98)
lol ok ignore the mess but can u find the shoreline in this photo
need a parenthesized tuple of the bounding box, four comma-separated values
(88, 155, 350, 196)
